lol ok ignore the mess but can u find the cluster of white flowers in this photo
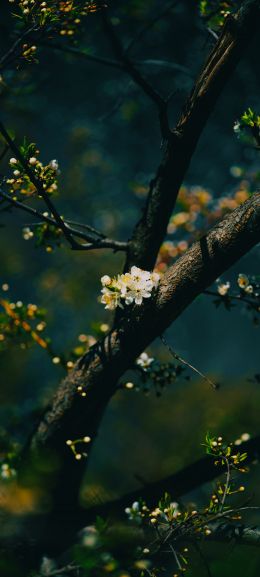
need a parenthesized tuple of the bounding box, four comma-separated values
(1, 462, 16, 480)
(100, 266, 160, 311)
(217, 281, 230, 296)
(125, 500, 180, 525)
(217, 274, 256, 297)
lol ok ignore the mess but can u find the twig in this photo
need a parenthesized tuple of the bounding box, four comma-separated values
(43, 42, 191, 75)
(135, 58, 191, 75)
(65, 220, 106, 238)
(204, 289, 258, 309)
(220, 457, 231, 513)
(207, 27, 219, 41)
(40, 41, 123, 70)
(37, 563, 80, 577)
(160, 333, 218, 390)
(0, 143, 9, 162)
(101, 11, 170, 137)
(0, 25, 38, 70)
(0, 120, 79, 249)
(125, 0, 179, 55)
(0, 189, 127, 252)
(170, 543, 183, 572)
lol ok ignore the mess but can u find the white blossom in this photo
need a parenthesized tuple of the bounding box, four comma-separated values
(136, 352, 154, 370)
(124, 284, 152, 306)
(241, 432, 250, 441)
(101, 275, 111, 286)
(217, 282, 230, 296)
(29, 156, 38, 165)
(49, 159, 60, 173)
(100, 267, 160, 310)
(101, 288, 123, 310)
(233, 120, 241, 135)
(125, 500, 142, 522)
(237, 273, 249, 289)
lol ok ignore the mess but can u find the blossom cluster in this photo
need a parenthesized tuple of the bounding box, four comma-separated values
(100, 266, 160, 310)
(123, 352, 185, 397)
(9, 0, 107, 39)
(237, 273, 255, 294)
(22, 218, 63, 252)
(216, 273, 259, 298)
(124, 435, 249, 577)
(7, 144, 60, 198)
(125, 498, 180, 525)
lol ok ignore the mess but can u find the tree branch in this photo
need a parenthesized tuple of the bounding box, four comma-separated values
(125, 0, 178, 55)
(27, 194, 260, 523)
(125, 0, 260, 271)
(0, 25, 38, 71)
(0, 121, 81, 250)
(84, 434, 260, 521)
(0, 189, 127, 252)
(101, 11, 170, 137)
(40, 41, 124, 70)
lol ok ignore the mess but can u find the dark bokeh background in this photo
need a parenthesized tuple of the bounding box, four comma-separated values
(0, 2, 260, 575)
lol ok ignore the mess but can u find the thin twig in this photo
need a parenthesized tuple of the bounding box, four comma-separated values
(160, 334, 218, 390)
(65, 220, 106, 238)
(170, 543, 183, 572)
(125, 0, 179, 55)
(0, 120, 79, 249)
(0, 25, 38, 70)
(40, 41, 124, 69)
(43, 42, 191, 75)
(0, 143, 9, 162)
(220, 457, 231, 513)
(204, 289, 258, 309)
(101, 10, 170, 137)
(0, 190, 128, 252)
(37, 563, 80, 577)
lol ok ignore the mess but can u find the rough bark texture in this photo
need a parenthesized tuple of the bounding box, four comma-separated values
(125, 0, 260, 271)
(28, 194, 260, 519)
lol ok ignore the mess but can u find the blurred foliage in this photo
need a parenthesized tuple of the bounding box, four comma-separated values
(199, 0, 239, 28)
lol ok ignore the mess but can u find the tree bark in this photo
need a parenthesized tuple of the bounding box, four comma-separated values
(27, 194, 260, 520)
(125, 0, 260, 270)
